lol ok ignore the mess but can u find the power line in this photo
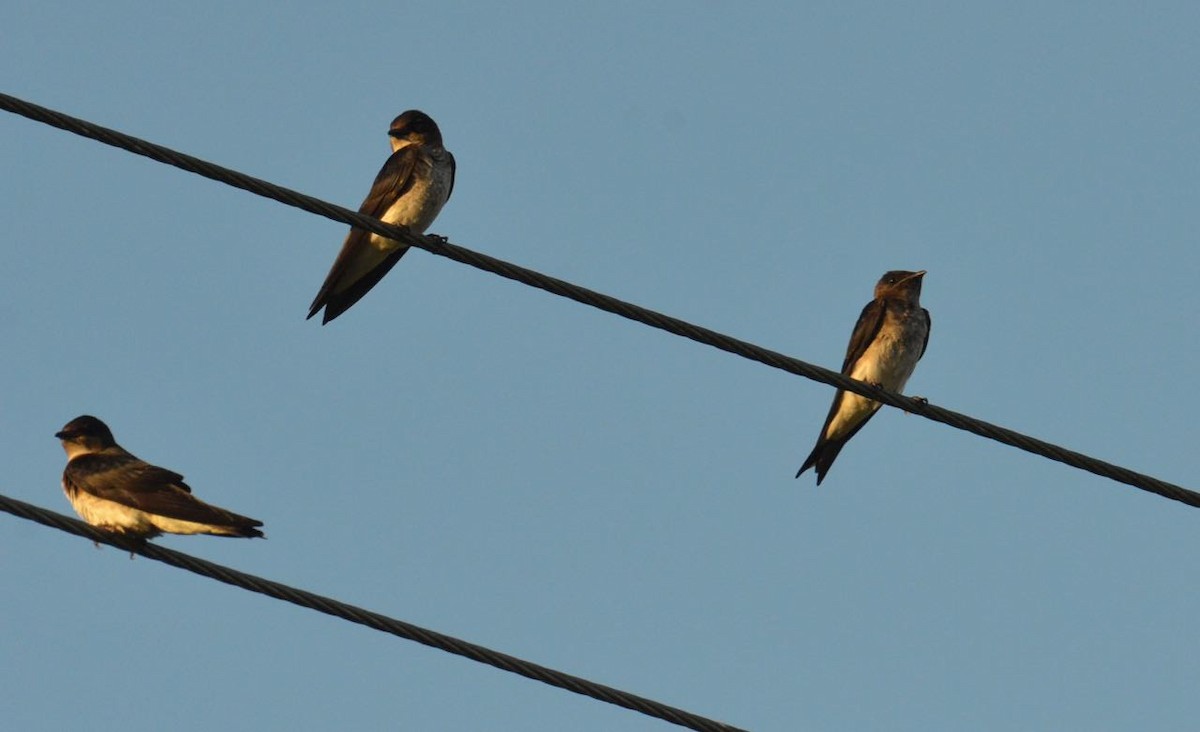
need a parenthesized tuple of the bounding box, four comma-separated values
(2, 91, 1198, 509)
(0, 492, 749, 732)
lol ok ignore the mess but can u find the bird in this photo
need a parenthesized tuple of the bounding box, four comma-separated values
(796, 270, 931, 484)
(55, 415, 264, 540)
(307, 109, 456, 324)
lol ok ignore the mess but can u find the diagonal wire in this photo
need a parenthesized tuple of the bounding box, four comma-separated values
(2, 91, 1199, 509)
(0, 492, 749, 732)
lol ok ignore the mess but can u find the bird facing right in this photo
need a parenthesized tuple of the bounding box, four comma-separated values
(796, 270, 931, 485)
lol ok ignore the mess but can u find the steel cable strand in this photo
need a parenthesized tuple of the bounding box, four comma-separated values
(0, 493, 748, 732)
(2, 92, 1197, 508)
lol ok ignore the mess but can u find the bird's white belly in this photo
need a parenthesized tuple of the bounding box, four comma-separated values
(850, 328, 918, 393)
(335, 170, 453, 293)
(825, 326, 919, 440)
(65, 487, 157, 535)
(372, 165, 453, 250)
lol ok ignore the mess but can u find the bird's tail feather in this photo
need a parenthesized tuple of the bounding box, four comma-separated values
(795, 439, 848, 485)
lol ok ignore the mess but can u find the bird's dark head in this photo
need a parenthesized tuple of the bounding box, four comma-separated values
(55, 415, 117, 455)
(388, 110, 444, 149)
(874, 270, 926, 302)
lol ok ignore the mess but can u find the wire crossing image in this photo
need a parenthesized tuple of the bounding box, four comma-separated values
(2, 91, 1196, 509)
(0, 493, 748, 732)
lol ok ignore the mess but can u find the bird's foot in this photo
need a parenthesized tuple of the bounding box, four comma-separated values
(128, 536, 148, 559)
(106, 532, 146, 559)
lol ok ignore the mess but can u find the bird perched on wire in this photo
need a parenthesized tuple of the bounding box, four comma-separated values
(307, 109, 456, 324)
(796, 270, 931, 484)
(55, 415, 264, 540)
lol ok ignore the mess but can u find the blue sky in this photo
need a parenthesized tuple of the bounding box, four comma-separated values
(3, 3, 1200, 730)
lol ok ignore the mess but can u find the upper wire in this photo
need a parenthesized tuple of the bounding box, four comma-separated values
(2, 90, 1197, 510)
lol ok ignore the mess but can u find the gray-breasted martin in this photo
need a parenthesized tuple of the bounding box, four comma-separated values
(796, 270, 931, 484)
(56, 415, 264, 539)
(308, 110, 455, 324)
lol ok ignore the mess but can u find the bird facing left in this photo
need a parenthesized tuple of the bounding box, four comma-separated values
(55, 415, 264, 540)
(307, 109, 456, 324)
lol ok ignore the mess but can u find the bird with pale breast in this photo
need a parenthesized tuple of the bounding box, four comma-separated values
(56, 415, 264, 540)
(796, 270, 931, 484)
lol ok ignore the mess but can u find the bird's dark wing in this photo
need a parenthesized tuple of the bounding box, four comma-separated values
(819, 299, 888, 439)
(357, 145, 422, 219)
(308, 247, 406, 324)
(66, 452, 189, 496)
(306, 146, 423, 321)
(823, 299, 890, 436)
(840, 299, 887, 373)
(63, 452, 254, 526)
(919, 308, 931, 359)
(795, 299, 888, 483)
(798, 386, 883, 483)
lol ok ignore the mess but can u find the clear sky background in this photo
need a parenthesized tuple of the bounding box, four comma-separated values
(3, 3, 1199, 730)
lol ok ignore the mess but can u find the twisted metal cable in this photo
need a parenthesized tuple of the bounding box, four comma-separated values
(0, 493, 749, 732)
(2, 92, 1198, 509)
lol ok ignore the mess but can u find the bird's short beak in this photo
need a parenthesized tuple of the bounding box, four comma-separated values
(54, 430, 68, 439)
(905, 270, 927, 282)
